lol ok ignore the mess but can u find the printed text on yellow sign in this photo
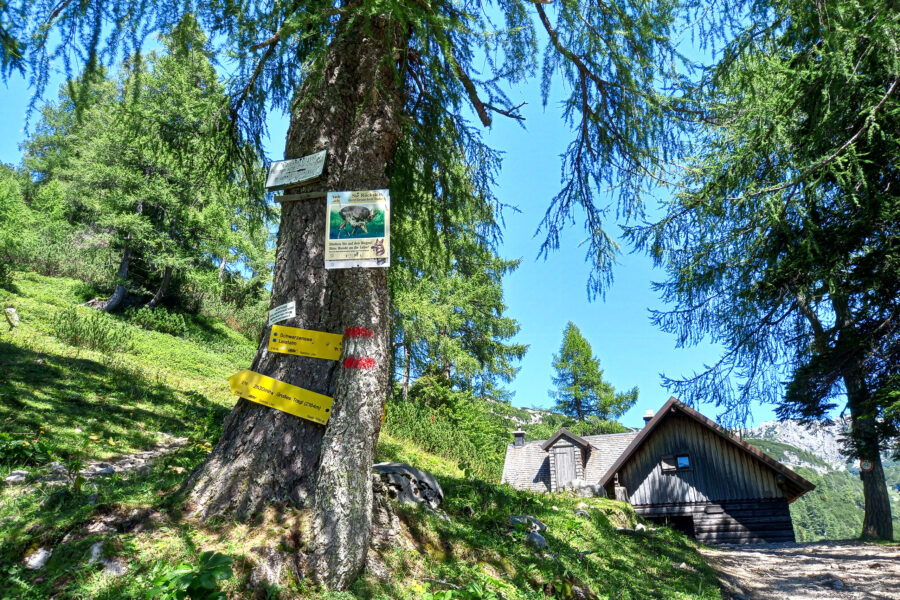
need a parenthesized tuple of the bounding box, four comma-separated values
(267, 325, 343, 360)
(228, 369, 333, 425)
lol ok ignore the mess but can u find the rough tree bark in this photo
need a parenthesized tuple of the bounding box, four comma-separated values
(834, 296, 894, 540)
(103, 200, 143, 313)
(102, 246, 131, 313)
(842, 362, 894, 540)
(145, 265, 172, 309)
(182, 9, 405, 589)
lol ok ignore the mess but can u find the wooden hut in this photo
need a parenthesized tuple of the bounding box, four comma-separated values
(501, 397, 815, 544)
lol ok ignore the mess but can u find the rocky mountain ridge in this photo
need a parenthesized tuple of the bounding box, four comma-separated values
(742, 417, 853, 473)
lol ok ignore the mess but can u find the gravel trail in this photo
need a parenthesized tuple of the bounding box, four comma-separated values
(700, 541, 900, 600)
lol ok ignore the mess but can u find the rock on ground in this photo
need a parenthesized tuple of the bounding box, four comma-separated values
(561, 478, 607, 497)
(24, 547, 52, 570)
(372, 462, 444, 509)
(509, 515, 547, 533)
(5, 469, 29, 484)
(700, 541, 900, 600)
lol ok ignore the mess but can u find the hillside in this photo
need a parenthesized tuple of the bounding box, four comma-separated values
(745, 421, 900, 542)
(1, 273, 722, 599)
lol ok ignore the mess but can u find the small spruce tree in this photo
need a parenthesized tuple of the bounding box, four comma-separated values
(550, 322, 638, 421)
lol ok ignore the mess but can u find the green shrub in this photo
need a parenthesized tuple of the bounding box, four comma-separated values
(0, 432, 54, 467)
(124, 306, 188, 337)
(146, 552, 234, 600)
(51, 306, 134, 354)
(384, 375, 509, 481)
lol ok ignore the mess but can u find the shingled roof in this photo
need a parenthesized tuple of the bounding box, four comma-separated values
(501, 430, 639, 492)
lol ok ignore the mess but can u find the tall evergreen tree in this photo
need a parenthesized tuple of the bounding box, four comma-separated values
(25, 16, 269, 310)
(5, 0, 701, 587)
(632, 0, 899, 539)
(551, 321, 638, 421)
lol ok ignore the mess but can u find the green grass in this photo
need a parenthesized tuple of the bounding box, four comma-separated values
(0, 272, 723, 600)
(0, 272, 255, 463)
(369, 435, 721, 600)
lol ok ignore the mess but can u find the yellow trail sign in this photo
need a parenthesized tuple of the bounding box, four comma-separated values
(228, 369, 333, 425)
(268, 325, 343, 360)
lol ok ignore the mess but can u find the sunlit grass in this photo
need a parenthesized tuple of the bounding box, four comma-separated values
(0, 272, 722, 599)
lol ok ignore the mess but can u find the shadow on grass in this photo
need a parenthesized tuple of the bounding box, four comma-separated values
(389, 475, 721, 599)
(0, 339, 224, 458)
(0, 443, 210, 596)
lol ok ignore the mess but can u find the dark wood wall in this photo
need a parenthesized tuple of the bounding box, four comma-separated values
(618, 414, 785, 505)
(634, 499, 796, 544)
(611, 413, 796, 543)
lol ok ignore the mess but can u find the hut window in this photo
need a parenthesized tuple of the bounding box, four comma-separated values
(662, 455, 692, 472)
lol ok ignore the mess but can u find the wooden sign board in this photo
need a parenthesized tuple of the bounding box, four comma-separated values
(229, 369, 332, 425)
(265, 150, 327, 190)
(268, 324, 343, 360)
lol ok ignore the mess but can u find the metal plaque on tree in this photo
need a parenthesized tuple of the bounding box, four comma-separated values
(265, 150, 327, 190)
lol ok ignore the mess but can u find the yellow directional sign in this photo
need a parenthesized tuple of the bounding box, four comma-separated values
(228, 369, 333, 425)
(267, 325, 343, 360)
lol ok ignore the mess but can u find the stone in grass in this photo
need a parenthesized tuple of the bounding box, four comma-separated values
(526, 531, 549, 550)
(5, 470, 29, 484)
(88, 541, 104, 564)
(87, 541, 127, 576)
(510, 515, 547, 532)
(102, 558, 128, 576)
(41, 489, 73, 509)
(24, 547, 52, 570)
(373, 463, 444, 509)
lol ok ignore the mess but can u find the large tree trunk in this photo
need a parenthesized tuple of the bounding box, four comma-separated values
(145, 265, 173, 309)
(103, 200, 143, 313)
(183, 9, 404, 589)
(833, 293, 894, 540)
(103, 247, 131, 313)
(842, 361, 894, 540)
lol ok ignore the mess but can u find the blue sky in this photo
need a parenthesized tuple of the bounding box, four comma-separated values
(0, 36, 782, 430)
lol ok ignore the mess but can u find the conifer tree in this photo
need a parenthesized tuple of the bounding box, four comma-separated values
(550, 321, 638, 421)
(633, 0, 899, 539)
(4, 0, 698, 587)
(24, 16, 269, 310)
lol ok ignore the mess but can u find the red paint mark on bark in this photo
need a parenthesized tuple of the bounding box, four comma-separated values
(343, 356, 376, 369)
(345, 327, 375, 339)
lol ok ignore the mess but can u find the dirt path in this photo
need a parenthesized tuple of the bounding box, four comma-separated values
(700, 541, 900, 600)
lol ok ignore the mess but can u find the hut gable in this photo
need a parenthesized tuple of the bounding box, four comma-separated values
(598, 397, 815, 503)
(501, 438, 552, 493)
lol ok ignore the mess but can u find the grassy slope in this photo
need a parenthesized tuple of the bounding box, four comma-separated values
(0, 273, 721, 599)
